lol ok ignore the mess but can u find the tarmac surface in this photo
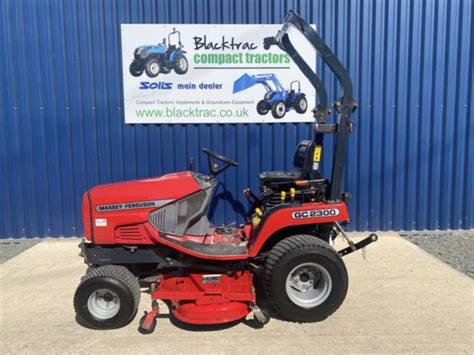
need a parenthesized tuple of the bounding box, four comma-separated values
(1, 233, 473, 354)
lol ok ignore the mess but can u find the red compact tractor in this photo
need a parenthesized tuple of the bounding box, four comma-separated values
(74, 11, 377, 333)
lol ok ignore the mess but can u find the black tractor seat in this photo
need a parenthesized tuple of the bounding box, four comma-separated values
(258, 168, 303, 183)
(259, 140, 315, 184)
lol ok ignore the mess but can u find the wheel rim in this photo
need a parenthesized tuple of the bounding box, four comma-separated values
(276, 102, 285, 116)
(285, 262, 332, 308)
(299, 98, 307, 111)
(87, 289, 121, 320)
(178, 57, 187, 71)
(149, 62, 159, 75)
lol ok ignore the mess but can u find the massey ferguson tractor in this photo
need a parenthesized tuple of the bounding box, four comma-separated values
(233, 73, 307, 119)
(74, 11, 377, 334)
(129, 28, 188, 77)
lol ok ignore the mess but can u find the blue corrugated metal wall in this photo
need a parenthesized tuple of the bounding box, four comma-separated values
(0, 0, 472, 238)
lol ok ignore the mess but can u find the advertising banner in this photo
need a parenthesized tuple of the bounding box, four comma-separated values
(121, 24, 315, 124)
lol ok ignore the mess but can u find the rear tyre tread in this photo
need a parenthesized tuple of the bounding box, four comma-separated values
(264, 234, 348, 323)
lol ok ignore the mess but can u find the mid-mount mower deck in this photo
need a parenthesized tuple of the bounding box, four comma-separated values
(74, 11, 377, 334)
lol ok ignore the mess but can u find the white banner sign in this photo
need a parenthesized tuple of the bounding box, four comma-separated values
(121, 24, 315, 124)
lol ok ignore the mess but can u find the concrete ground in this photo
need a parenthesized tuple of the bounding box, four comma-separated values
(0, 234, 473, 354)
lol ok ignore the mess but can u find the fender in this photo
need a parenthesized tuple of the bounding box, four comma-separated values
(294, 92, 306, 100)
(169, 49, 186, 63)
(248, 201, 349, 257)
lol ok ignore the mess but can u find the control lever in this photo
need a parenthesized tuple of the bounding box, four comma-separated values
(188, 157, 195, 171)
(243, 188, 258, 203)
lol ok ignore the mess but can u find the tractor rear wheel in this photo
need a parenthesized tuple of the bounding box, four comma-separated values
(264, 235, 348, 322)
(173, 55, 188, 74)
(271, 100, 287, 119)
(145, 58, 161, 77)
(74, 265, 141, 329)
(294, 96, 308, 114)
(129, 60, 143, 77)
(256, 100, 269, 115)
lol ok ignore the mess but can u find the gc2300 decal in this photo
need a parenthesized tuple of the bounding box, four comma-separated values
(291, 208, 340, 219)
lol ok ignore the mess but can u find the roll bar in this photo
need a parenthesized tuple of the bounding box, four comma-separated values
(168, 28, 183, 48)
(264, 10, 357, 200)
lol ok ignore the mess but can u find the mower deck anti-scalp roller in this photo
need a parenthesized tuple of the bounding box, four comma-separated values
(73, 11, 377, 334)
(138, 300, 159, 334)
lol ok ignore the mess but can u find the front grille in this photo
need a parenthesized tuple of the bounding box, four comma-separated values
(114, 225, 145, 241)
(149, 208, 166, 231)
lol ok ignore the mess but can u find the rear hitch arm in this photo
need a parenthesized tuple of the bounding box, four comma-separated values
(338, 233, 378, 257)
(333, 221, 378, 257)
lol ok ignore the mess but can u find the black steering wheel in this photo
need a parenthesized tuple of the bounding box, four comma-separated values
(202, 148, 238, 176)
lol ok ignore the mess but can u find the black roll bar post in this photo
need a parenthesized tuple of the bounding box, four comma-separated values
(264, 10, 357, 201)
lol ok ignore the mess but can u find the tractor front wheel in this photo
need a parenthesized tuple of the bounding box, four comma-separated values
(294, 96, 308, 114)
(145, 58, 161, 77)
(74, 265, 141, 329)
(264, 235, 348, 322)
(129, 60, 144, 77)
(256, 100, 269, 115)
(173, 55, 189, 75)
(271, 101, 287, 119)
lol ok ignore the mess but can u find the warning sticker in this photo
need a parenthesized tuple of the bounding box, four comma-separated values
(313, 146, 322, 162)
(95, 219, 107, 227)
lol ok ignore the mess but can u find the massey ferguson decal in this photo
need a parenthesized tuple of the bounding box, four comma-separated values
(291, 208, 340, 219)
(96, 199, 172, 212)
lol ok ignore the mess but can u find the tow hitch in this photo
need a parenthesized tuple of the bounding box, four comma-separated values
(338, 233, 378, 257)
(334, 222, 378, 257)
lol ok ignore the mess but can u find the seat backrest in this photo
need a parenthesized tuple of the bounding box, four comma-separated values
(293, 140, 315, 178)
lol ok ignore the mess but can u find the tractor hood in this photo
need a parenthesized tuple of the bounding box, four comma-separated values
(88, 171, 201, 208)
(82, 172, 203, 244)
(134, 44, 165, 54)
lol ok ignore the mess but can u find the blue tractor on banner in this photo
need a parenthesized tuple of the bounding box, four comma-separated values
(129, 28, 188, 78)
(233, 73, 308, 119)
